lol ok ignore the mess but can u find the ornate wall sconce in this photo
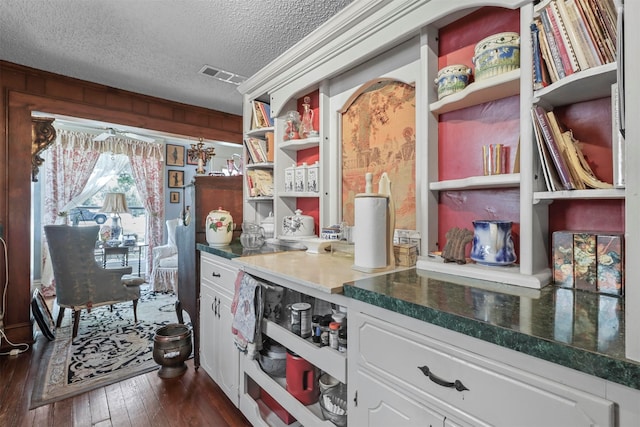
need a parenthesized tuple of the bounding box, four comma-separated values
(188, 138, 216, 175)
(32, 117, 57, 182)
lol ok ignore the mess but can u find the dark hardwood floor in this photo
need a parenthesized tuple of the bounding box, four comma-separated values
(0, 333, 251, 427)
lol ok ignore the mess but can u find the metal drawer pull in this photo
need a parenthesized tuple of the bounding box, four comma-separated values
(418, 365, 469, 392)
(211, 272, 221, 277)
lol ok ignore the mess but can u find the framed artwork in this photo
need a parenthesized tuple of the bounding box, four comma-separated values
(340, 79, 416, 230)
(168, 170, 184, 188)
(166, 144, 185, 167)
(169, 191, 180, 203)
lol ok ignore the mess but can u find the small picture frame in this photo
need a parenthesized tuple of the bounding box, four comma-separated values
(168, 170, 184, 188)
(169, 191, 180, 204)
(166, 144, 185, 167)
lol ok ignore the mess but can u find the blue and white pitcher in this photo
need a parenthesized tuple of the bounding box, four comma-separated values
(470, 220, 516, 266)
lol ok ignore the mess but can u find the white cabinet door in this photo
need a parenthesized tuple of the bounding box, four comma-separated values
(352, 367, 446, 427)
(199, 283, 217, 380)
(200, 252, 240, 407)
(215, 289, 239, 405)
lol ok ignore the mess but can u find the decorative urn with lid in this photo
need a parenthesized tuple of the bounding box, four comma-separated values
(206, 207, 234, 246)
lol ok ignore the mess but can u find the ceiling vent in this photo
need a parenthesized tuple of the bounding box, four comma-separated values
(199, 65, 247, 85)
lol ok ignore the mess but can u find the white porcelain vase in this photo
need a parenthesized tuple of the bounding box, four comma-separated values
(205, 207, 234, 246)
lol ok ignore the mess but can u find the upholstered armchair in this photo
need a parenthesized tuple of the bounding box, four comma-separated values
(150, 219, 179, 292)
(44, 225, 142, 338)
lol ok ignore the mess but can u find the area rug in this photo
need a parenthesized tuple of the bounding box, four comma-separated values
(30, 287, 189, 409)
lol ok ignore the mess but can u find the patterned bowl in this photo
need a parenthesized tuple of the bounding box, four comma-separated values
(434, 64, 472, 99)
(472, 32, 520, 81)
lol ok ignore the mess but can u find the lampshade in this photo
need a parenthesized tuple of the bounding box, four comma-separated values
(100, 192, 129, 214)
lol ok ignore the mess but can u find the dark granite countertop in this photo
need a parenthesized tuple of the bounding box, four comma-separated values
(344, 268, 640, 390)
(197, 240, 305, 260)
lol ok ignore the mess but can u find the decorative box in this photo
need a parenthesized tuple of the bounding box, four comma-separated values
(394, 244, 417, 267)
(552, 231, 624, 295)
(596, 234, 624, 295)
(552, 231, 574, 288)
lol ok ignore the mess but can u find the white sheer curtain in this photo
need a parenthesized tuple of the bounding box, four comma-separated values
(60, 154, 130, 213)
(40, 129, 165, 296)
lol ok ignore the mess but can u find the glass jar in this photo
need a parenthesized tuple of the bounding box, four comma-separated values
(319, 317, 331, 347)
(338, 328, 347, 353)
(329, 322, 340, 350)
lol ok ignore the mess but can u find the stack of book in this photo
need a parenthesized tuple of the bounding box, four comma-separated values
(531, 0, 618, 89)
(244, 134, 274, 164)
(251, 100, 274, 129)
(531, 105, 613, 191)
(246, 169, 274, 198)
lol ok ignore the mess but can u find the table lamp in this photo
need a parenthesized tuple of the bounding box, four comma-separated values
(100, 192, 128, 243)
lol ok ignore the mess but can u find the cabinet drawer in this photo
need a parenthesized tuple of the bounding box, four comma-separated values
(354, 312, 613, 427)
(200, 253, 238, 294)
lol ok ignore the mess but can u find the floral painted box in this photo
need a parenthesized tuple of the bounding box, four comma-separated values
(552, 231, 574, 288)
(596, 234, 624, 296)
(552, 231, 624, 295)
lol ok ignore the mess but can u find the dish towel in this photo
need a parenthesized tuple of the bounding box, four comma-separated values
(231, 271, 264, 359)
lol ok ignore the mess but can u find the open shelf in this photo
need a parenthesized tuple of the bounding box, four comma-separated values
(429, 173, 520, 191)
(416, 257, 551, 289)
(534, 188, 625, 202)
(533, 63, 617, 108)
(246, 162, 274, 170)
(243, 357, 336, 427)
(279, 192, 321, 198)
(247, 126, 275, 138)
(430, 69, 520, 115)
(280, 136, 320, 152)
(262, 319, 346, 383)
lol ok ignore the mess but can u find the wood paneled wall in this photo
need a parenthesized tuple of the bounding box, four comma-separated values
(0, 61, 243, 347)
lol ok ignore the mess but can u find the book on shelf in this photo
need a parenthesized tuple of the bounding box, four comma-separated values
(244, 137, 267, 164)
(565, 0, 603, 68)
(265, 131, 275, 162)
(531, 22, 550, 89)
(532, 105, 614, 191)
(534, 17, 559, 83)
(611, 83, 625, 188)
(544, 3, 578, 76)
(257, 101, 274, 127)
(531, 109, 562, 191)
(246, 169, 274, 197)
(555, 0, 590, 71)
(532, 105, 575, 190)
(532, 0, 619, 88)
(538, 10, 567, 80)
(250, 100, 274, 129)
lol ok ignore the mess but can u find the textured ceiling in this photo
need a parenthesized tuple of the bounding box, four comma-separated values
(0, 0, 353, 116)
